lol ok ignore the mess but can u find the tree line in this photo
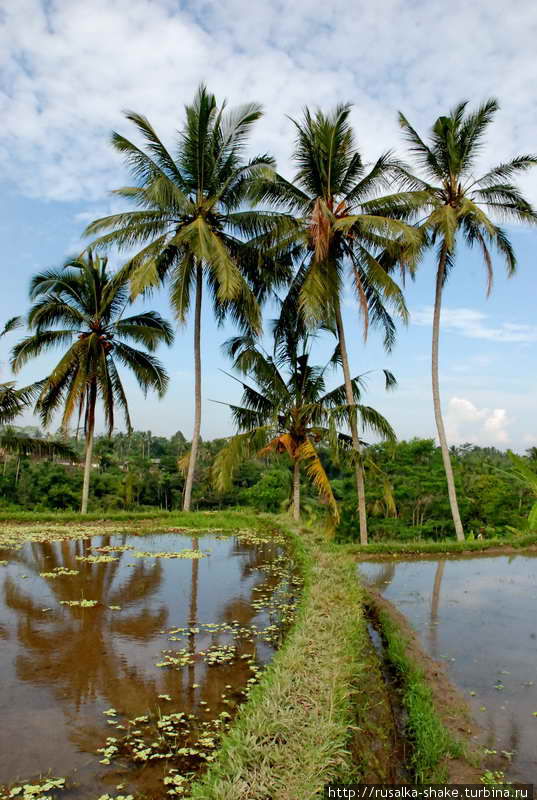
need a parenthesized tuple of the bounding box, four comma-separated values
(2, 86, 537, 542)
(0, 429, 534, 541)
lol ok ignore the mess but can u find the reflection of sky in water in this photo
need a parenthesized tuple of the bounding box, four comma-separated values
(359, 555, 537, 782)
(0, 532, 284, 794)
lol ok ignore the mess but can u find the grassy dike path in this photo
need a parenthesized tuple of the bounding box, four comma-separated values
(189, 520, 481, 800)
(189, 524, 369, 799)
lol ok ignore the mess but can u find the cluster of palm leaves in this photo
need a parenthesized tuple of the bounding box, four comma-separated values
(6, 85, 537, 540)
(7, 255, 173, 512)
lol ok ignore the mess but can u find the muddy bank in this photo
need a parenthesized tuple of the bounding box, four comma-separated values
(365, 589, 489, 783)
(354, 544, 537, 561)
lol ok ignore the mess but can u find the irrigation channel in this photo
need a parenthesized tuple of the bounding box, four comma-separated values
(0, 528, 300, 798)
(359, 553, 537, 784)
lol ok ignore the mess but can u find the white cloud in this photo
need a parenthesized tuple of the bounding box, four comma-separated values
(1, 0, 537, 202)
(445, 396, 511, 445)
(412, 307, 537, 343)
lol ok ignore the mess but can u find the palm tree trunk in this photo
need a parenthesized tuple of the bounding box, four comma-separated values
(432, 248, 464, 541)
(334, 300, 368, 545)
(81, 380, 97, 514)
(183, 264, 203, 512)
(292, 459, 301, 522)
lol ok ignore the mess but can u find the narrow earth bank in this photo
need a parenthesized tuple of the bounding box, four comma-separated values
(365, 589, 492, 782)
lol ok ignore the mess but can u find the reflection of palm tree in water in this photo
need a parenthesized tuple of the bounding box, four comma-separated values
(366, 562, 396, 591)
(428, 560, 445, 657)
(3, 535, 169, 719)
(182, 536, 288, 714)
(187, 537, 199, 706)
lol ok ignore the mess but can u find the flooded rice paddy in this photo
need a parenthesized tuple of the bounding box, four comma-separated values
(359, 554, 537, 783)
(0, 527, 299, 799)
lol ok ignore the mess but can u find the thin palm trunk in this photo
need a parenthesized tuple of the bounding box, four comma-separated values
(432, 249, 464, 541)
(334, 300, 368, 545)
(81, 379, 97, 514)
(183, 265, 203, 512)
(292, 459, 301, 522)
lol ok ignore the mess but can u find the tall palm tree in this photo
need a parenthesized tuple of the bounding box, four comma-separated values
(395, 99, 537, 540)
(251, 104, 419, 542)
(11, 252, 173, 512)
(84, 84, 289, 511)
(213, 319, 396, 524)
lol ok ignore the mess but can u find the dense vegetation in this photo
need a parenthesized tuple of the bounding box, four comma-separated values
(2, 87, 537, 542)
(0, 428, 533, 541)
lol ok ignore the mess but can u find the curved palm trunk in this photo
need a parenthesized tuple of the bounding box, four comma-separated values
(432, 249, 464, 541)
(334, 300, 368, 545)
(183, 265, 203, 512)
(292, 459, 301, 522)
(81, 379, 97, 514)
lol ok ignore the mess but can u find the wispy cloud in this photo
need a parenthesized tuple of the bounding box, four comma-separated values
(412, 307, 537, 343)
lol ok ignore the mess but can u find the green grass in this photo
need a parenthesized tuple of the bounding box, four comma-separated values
(188, 525, 366, 799)
(342, 532, 537, 557)
(368, 599, 463, 782)
(1, 509, 478, 791)
(0, 508, 263, 529)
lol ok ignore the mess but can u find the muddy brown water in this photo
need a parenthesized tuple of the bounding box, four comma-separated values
(359, 554, 537, 783)
(0, 531, 296, 797)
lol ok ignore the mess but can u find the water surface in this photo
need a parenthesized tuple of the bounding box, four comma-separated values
(359, 555, 537, 782)
(0, 529, 297, 797)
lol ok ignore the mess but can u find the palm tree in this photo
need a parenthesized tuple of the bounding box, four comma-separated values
(84, 84, 290, 511)
(395, 99, 537, 540)
(0, 318, 74, 462)
(11, 251, 173, 512)
(251, 104, 419, 542)
(213, 318, 396, 524)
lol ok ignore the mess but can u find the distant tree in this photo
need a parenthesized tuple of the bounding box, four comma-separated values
(506, 451, 537, 530)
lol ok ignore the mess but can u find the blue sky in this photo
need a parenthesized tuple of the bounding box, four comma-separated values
(0, 0, 536, 450)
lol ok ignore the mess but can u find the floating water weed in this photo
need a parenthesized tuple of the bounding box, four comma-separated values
(75, 555, 118, 564)
(39, 568, 79, 578)
(60, 599, 98, 608)
(133, 550, 207, 560)
(2, 777, 65, 800)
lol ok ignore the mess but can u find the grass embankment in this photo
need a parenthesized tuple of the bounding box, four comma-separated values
(0, 508, 258, 527)
(342, 531, 537, 558)
(188, 525, 382, 799)
(0, 511, 477, 791)
(366, 597, 464, 783)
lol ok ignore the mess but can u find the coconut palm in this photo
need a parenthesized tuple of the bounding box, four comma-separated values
(395, 99, 537, 540)
(251, 104, 419, 542)
(213, 318, 397, 523)
(0, 317, 34, 425)
(84, 84, 290, 512)
(0, 318, 74, 461)
(11, 251, 173, 512)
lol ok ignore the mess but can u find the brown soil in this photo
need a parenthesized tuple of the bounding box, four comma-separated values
(356, 544, 537, 561)
(367, 589, 504, 782)
(351, 620, 409, 782)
